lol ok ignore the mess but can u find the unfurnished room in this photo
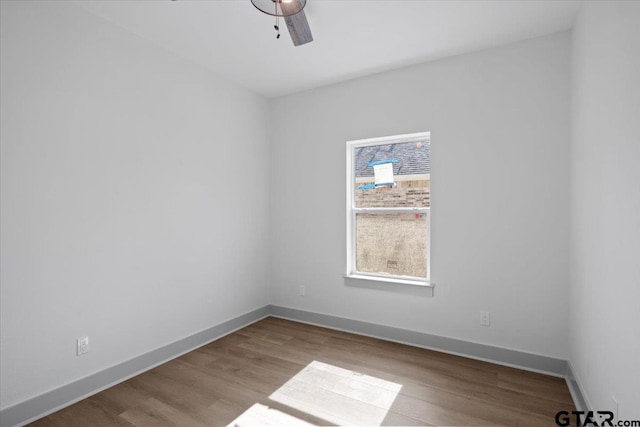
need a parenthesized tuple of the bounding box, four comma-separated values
(1, 1, 639, 426)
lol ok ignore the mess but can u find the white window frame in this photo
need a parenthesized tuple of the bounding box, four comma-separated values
(346, 132, 432, 287)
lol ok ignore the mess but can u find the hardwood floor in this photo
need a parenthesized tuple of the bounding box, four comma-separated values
(30, 317, 574, 426)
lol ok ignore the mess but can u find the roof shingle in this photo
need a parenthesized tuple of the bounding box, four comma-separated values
(355, 137, 430, 178)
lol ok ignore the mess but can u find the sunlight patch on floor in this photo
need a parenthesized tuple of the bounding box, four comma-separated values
(269, 360, 403, 426)
(226, 403, 315, 427)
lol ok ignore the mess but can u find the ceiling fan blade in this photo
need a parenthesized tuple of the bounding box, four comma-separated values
(284, 10, 313, 46)
(280, 1, 313, 46)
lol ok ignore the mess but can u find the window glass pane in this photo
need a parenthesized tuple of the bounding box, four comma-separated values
(356, 212, 428, 278)
(354, 140, 430, 208)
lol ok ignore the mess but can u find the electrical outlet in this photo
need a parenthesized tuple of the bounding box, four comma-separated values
(299, 285, 305, 296)
(77, 336, 89, 356)
(480, 311, 491, 327)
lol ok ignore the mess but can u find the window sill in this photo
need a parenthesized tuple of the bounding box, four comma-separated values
(344, 274, 434, 288)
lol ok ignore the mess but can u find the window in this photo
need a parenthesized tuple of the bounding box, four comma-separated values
(346, 132, 431, 285)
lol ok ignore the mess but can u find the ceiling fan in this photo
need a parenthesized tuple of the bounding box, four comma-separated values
(250, 0, 313, 46)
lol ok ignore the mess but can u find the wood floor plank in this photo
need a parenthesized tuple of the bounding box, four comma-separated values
(201, 343, 306, 377)
(30, 399, 135, 427)
(29, 317, 575, 426)
(120, 397, 211, 427)
(198, 399, 248, 426)
(381, 409, 433, 426)
(235, 327, 296, 345)
(86, 381, 150, 417)
(320, 335, 500, 386)
(497, 371, 574, 404)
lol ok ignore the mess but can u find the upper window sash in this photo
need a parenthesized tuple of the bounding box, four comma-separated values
(347, 132, 431, 210)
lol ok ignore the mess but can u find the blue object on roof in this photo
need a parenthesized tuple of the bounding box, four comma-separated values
(358, 183, 376, 190)
(357, 182, 396, 191)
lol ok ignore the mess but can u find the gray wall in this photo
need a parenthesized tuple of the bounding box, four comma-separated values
(270, 33, 571, 359)
(0, 1, 270, 410)
(570, 1, 640, 419)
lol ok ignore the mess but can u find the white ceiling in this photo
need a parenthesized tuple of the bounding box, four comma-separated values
(75, 0, 581, 98)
